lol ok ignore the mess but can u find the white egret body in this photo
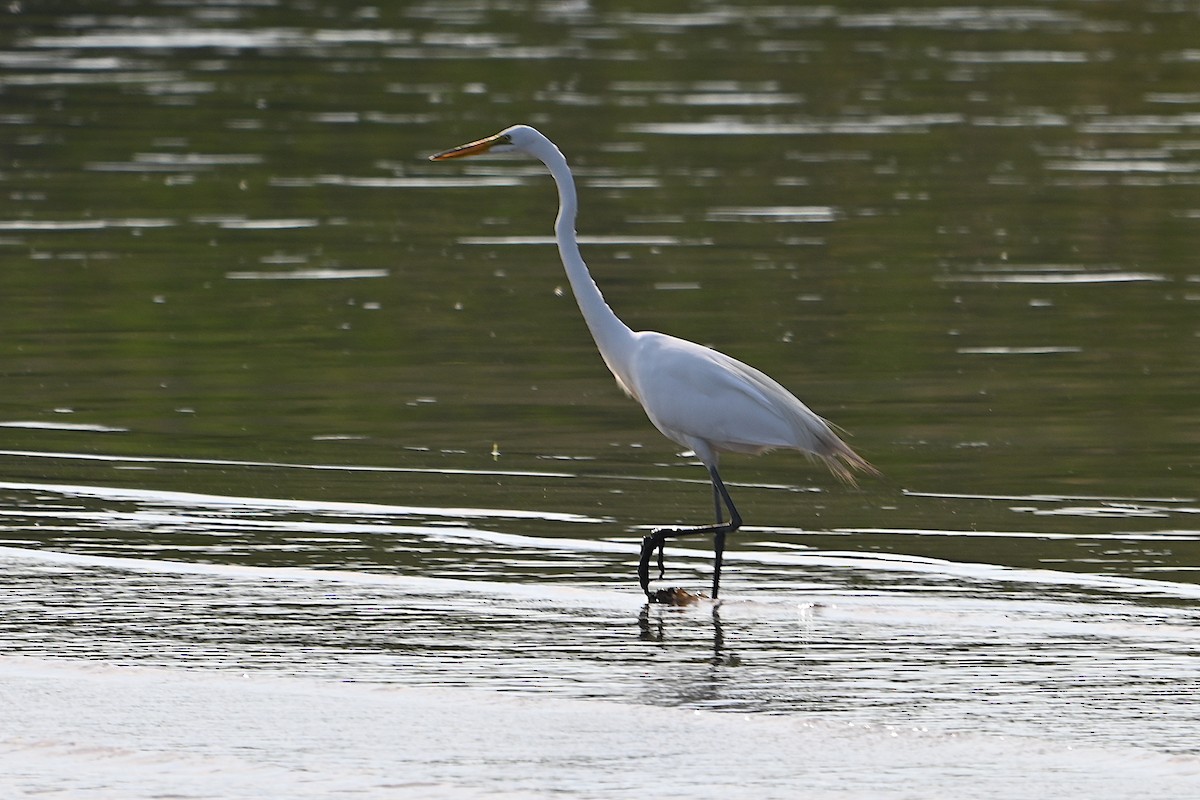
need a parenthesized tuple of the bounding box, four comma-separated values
(431, 125, 876, 600)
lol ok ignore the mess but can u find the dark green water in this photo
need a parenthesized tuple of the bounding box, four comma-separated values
(1, 2, 1199, 783)
(4, 0, 1197, 567)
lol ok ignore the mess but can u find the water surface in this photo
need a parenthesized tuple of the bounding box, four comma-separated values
(1, 2, 1199, 797)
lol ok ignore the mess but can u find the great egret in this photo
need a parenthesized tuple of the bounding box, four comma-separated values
(430, 124, 876, 601)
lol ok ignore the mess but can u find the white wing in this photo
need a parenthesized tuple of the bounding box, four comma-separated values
(623, 332, 871, 480)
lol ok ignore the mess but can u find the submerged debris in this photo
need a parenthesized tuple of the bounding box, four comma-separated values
(648, 587, 706, 606)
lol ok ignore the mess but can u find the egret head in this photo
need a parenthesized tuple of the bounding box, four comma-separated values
(429, 124, 544, 161)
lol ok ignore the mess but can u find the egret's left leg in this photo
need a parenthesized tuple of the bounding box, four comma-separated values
(708, 468, 741, 599)
(706, 481, 724, 590)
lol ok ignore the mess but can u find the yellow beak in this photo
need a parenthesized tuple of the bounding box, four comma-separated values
(428, 132, 506, 161)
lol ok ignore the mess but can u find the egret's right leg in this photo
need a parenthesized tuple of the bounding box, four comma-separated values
(709, 470, 741, 599)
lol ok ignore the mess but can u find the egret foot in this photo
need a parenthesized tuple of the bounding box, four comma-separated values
(638, 532, 669, 596)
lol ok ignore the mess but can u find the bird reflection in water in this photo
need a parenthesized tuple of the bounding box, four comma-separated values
(638, 602, 739, 668)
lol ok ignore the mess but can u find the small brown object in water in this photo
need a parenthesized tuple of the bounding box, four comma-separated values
(648, 587, 705, 606)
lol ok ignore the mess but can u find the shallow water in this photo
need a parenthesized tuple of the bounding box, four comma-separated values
(2, 1, 1199, 797)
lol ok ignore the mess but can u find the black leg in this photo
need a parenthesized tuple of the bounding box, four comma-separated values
(712, 530, 726, 598)
(637, 534, 658, 595)
(711, 479, 726, 599)
(638, 464, 742, 599)
(709, 467, 741, 599)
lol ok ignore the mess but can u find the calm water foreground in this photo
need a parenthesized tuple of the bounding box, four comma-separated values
(2, 1, 1199, 797)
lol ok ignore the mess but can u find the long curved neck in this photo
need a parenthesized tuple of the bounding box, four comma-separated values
(536, 141, 637, 382)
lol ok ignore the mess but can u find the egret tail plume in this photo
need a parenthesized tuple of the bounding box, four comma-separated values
(817, 434, 879, 487)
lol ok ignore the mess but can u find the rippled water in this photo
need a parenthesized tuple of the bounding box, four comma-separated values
(4, 476, 1200, 750)
(2, 1, 1199, 797)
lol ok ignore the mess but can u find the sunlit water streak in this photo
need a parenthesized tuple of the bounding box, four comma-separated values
(956, 346, 1082, 355)
(0, 421, 129, 433)
(225, 267, 390, 280)
(629, 115, 966, 136)
(939, 271, 1170, 284)
(2, 477, 1195, 591)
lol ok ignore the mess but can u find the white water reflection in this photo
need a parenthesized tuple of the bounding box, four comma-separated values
(0, 219, 173, 230)
(88, 152, 262, 172)
(0, 480, 604, 525)
(705, 206, 837, 223)
(216, 218, 320, 230)
(938, 269, 1169, 284)
(0, 421, 128, 433)
(1, 476, 1197, 599)
(225, 267, 389, 280)
(835, 8, 1087, 30)
(26, 30, 320, 51)
(629, 114, 965, 136)
(274, 175, 525, 188)
(0, 449, 578, 480)
(944, 50, 1092, 64)
(956, 346, 1082, 355)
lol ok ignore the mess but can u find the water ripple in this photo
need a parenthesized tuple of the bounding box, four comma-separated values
(938, 270, 1169, 284)
(630, 114, 965, 136)
(225, 268, 389, 281)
